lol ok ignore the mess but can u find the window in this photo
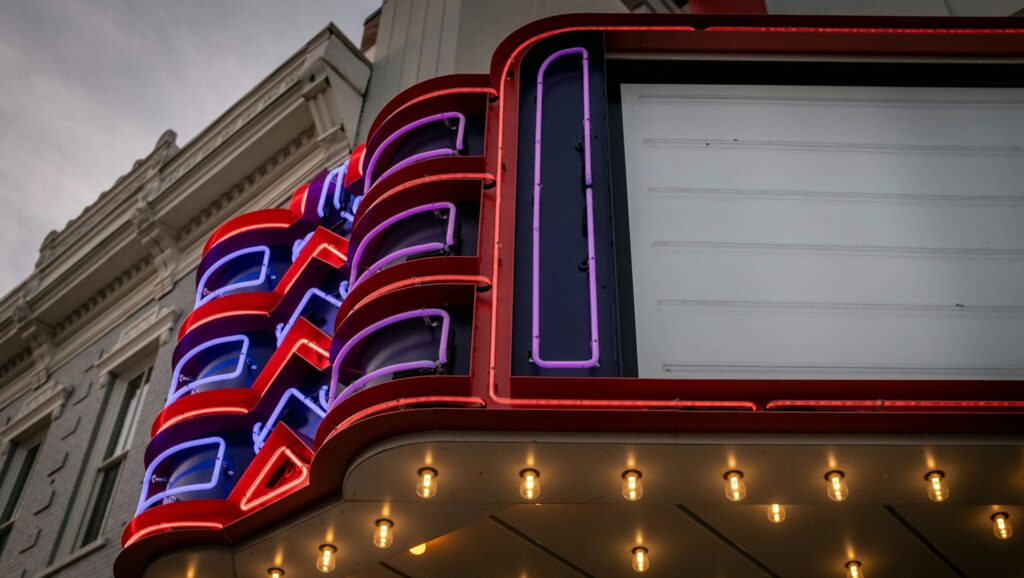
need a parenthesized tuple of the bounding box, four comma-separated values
(78, 366, 151, 546)
(0, 428, 46, 556)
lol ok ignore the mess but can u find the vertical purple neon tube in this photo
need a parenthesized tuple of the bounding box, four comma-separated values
(531, 47, 600, 369)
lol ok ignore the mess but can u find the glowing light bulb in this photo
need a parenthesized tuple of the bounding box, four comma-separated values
(519, 469, 540, 500)
(845, 560, 863, 578)
(622, 470, 644, 502)
(825, 471, 849, 502)
(992, 512, 1013, 540)
(767, 503, 786, 524)
(631, 547, 649, 573)
(924, 471, 948, 503)
(315, 544, 336, 573)
(417, 467, 438, 499)
(409, 543, 427, 556)
(373, 519, 394, 549)
(268, 568, 285, 578)
(723, 470, 747, 502)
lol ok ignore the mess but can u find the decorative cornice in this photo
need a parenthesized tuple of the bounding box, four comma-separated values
(176, 128, 316, 245)
(35, 131, 179, 271)
(155, 75, 303, 203)
(0, 380, 70, 441)
(0, 348, 32, 383)
(52, 256, 153, 338)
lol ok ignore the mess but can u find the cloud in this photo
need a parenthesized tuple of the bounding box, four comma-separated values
(0, 0, 380, 297)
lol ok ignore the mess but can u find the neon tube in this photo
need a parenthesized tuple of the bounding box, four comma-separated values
(124, 521, 225, 547)
(531, 47, 599, 369)
(195, 246, 271, 307)
(168, 335, 251, 405)
(275, 287, 342, 346)
(135, 437, 227, 515)
(348, 202, 457, 289)
(238, 445, 309, 511)
(363, 112, 467, 194)
(318, 161, 347, 218)
(252, 388, 327, 452)
(329, 308, 451, 408)
(359, 172, 495, 216)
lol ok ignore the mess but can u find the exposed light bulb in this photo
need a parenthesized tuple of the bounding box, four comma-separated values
(924, 471, 948, 502)
(519, 469, 540, 500)
(845, 560, 863, 578)
(992, 512, 1013, 540)
(373, 519, 394, 549)
(417, 467, 438, 499)
(268, 568, 285, 578)
(409, 543, 427, 556)
(767, 503, 786, 524)
(315, 544, 336, 573)
(622, 470, 644, 502)
(723, 470, 747, 502)
(825, 471, 849, 502)
(631, 547, 649, 573)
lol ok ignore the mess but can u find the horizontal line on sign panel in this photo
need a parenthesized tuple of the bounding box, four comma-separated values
(642, 138, 1024, 156)
(636, 93, 1024, 110)
(660, 363, 1024, 379)
(647, 187, 1024, 206)
(650, 240, 1024, 260)
(656, 299, 1024, 318)
(607, 53, 1024, 64)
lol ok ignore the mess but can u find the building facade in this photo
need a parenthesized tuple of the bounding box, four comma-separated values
(1, 2, 1024, 578)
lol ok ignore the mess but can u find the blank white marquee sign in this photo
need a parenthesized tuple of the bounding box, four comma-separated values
(621, 83, 1024, 380)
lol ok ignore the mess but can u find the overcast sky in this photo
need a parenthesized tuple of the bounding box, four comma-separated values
(0, 0, 380, 297)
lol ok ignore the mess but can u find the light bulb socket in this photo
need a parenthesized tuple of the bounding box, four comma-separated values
(418, 467, 438, 478)
(992, 512, 1009, 521)
(520, 468, 540, 479)
(632, 546, 648, 555)
(267, 568, 285, 577)
(623, 470, 642, 479)
(924, 470, 944, 480)
(723, 470, 743, 480)
(376, 518, 393, 528)
(319, 543, 336, 553)
(825, 470, 845, 480)
(845, 561, 861, 568)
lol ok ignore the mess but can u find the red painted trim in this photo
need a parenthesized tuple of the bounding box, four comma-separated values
(368, 75, 492, 140)
(202, 208, 298, 256)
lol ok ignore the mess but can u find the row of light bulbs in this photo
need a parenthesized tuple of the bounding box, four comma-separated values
(722, 469, 950, 504)
(264, 465, 1015, 576)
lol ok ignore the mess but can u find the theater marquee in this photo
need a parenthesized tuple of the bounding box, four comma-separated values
(118, 14, 1024, 577)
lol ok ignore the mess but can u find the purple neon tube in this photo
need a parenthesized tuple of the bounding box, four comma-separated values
(531, 47, 600, 369)
(195, 246, 271, 308)
(328, 308, 451, 409)
(167, 334, 251, 405)
(348, 202, 457, 288)
(135, 436, 226, 515)
(251, 387, 327, 453)
(363, 112, 466, 195)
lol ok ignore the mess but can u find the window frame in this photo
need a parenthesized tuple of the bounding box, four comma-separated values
(0, 425, 48, 557)
(73, 362, 153, 549)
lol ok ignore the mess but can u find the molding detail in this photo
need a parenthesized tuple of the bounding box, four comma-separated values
(176, 129, 316, 245)
(52, 256, 153, 339)
(0, 380, 70, 442)
(13, 295, 54, 387)
(95, 305, 180, 377)
(0, 348, 32, 383)
(132, 198, 180, 297)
